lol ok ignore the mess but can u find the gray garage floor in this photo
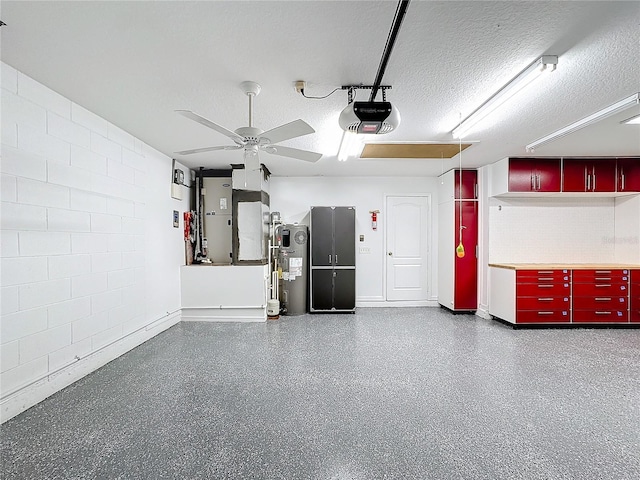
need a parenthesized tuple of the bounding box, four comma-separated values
(1, 307, 639, 479)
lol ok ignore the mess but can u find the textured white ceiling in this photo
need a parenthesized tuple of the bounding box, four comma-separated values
(1, 1, 639, 177)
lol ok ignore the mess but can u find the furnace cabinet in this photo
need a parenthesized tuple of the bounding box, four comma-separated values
(310, 206, 356, 312)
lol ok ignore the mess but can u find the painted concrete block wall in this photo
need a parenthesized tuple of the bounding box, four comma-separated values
(0, 62, 190, 420)
(270, 176, 440, 305)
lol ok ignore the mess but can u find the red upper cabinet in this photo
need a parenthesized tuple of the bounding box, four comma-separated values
(508, 158, 561, 192)
(562, 158, 616, 192)
(454, 169, 477, 199)
(617, 158, 640, 192)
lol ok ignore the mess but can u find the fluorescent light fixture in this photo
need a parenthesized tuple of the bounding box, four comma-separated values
(621, 113, 640, 125)
(526, 92, 640, 151)
(337, 131, 363, 161)
(452, 55, 558, 139)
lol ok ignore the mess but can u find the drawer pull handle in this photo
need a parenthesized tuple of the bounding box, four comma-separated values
(537, 278, 553, 281)
(595, 284, 611, 288)
(595, 297, 611, 301)
(595, 270, 611, 274)
(595, 311, 611, 315)
(538, 298, 554, 301)
(537, 311, 554, 315)
(595, 277, 611, 281)
(538, 271, 554, 274)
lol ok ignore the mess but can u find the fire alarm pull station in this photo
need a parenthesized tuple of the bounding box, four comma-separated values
(369, 210, 380, 231)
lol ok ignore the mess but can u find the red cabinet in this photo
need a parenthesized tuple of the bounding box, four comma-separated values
(631, 270, 640, 323)
(562, 158, 617, 192)
(617, 158, 640, 192)
(438, 169, 478, 312)
(572, 269, 629, 323)
(515, 269, 571, 324)
(508, 158, 561, 192)
(454, 200, 478, 309)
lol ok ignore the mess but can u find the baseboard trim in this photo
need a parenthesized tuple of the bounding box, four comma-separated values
(0, 314, 180, 424)
(356, 300, 440, 308)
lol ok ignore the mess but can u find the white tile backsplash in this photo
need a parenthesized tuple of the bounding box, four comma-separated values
(489, 197, 616, 263)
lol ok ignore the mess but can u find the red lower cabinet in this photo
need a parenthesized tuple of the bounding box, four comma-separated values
(572, 269, 630, 324)
(631, 270, 640, 323)
(515, 270, 571, 324)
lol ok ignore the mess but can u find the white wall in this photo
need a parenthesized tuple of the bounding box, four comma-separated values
(270, 176, 440, 305)
(614, 195, 640, 263)
(0, 63, 190, 421)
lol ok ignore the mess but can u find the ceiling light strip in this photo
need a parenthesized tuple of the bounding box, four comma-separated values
(452, 55, 558, 139)
(526, 92, 640, 151)
(337, 131, 363, 161)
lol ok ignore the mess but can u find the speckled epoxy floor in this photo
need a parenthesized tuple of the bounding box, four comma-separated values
(1, 308, 639, 479)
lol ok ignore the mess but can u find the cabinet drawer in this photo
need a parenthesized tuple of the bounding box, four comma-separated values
(516, 310, 570, 324)
(516, 270, 570, 282)
(516, 296, 570, 310)
(572, 309, 629, 323)
(572, 269, 629, 283)
(572, 296, 628, 310)
(572, 282, 628, 296)
(516, 282, 570, 296)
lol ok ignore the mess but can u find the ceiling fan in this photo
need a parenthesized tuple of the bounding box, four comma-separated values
(175, 81, 322, 171)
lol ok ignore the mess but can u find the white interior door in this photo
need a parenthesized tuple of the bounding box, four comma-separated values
(386, 195, 430, 301)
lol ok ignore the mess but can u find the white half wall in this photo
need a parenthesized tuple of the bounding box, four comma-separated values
(0, 62, 190, 422)
(269, 176, 440, 305)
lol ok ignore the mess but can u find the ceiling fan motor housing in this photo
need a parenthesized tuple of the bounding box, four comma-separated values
(339, 101, 400, 134)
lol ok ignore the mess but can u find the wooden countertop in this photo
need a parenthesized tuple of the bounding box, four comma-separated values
(489, 263, 640, 270)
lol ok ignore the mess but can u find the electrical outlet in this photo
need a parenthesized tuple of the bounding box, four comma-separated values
(295, 80, 306, 93)
(359, 247, 371, 254)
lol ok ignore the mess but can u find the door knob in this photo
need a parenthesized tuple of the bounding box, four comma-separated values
(388, 252, 393, 256)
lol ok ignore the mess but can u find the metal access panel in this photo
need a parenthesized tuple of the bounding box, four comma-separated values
(202, 177, 232, 264)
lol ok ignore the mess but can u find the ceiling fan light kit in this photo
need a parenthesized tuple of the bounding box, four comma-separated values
(452, 55, 558, 139)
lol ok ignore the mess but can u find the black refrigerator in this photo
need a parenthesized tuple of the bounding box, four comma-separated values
(310, 206, 356, 312)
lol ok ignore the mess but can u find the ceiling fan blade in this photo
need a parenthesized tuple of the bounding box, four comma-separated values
(260, 119, 315, 145)
(264, 145, 322, 163)
(176, 110, 245, 144)
(175, 145, 241, 155)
